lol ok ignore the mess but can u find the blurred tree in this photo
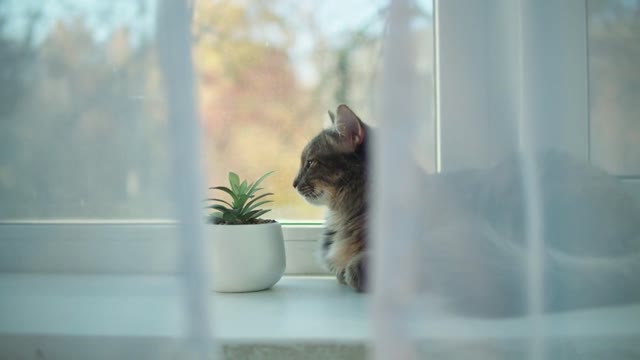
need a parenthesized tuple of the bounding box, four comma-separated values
(0, 0, 432, 220)
(193, 0, 323, 219)
(0, 3, 170, 218)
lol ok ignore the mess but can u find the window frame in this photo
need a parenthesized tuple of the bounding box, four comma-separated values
(0, 221, 326, 275)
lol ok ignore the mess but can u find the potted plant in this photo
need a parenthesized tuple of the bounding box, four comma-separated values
(205, 171, 285, 292)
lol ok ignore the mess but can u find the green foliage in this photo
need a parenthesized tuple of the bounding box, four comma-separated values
(207, 171, 275, 224)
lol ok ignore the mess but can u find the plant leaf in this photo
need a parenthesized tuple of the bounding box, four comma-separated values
(206, 198, 233, 208)
(243, 201, 273, 216)
(209, 212, 223, 219)
(236, 193, 252, 212)
(248, 209, 271, 220)
(207, 204, 232, 213)
(209, 171, 274, 224)
(240, 201, 270, 218)
(239, 180, 248, 195)
(222, 211, 240, 224)
(228, 172, 240, 193)
(247, 171, 274, 197)
(210, 186, 238, 204)
(208, 212, 224, 224)
(243, 193, 274, 213)
(243, 209, 261, 220)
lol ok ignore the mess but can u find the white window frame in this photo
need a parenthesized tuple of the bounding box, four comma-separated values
(0, 221, 326, 275)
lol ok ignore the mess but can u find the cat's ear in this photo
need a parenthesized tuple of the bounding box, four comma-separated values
(334, 104, 365, 150)
(328, 110, 336, 124)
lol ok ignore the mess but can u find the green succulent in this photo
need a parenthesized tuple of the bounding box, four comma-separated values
(207, 171, 275, 225)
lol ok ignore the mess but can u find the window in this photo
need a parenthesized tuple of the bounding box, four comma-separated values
(1, 1, 638, 278)
(588, 0, 640, 177)
(0, 0, 434, 274)
(194, 0, 434, 220)
(2, 0, 640, 359)
(0, 1, 170, 220)
(0, 0, 434, 222)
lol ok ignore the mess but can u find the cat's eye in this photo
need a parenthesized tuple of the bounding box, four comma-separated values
(305, 159, 315, 169)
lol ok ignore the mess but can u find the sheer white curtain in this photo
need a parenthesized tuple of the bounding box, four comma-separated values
(372, 0, 640, 359)
(3, 0, 638, 358)
(158, 0, 217, 358)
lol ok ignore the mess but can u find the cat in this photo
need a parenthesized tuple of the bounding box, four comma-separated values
(293, 104, 370, 290)
(293, 104, 640, 317)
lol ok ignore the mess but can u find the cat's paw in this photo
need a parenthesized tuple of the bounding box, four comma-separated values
(345, 253, 368, 292)
(336, 269, 347, 285)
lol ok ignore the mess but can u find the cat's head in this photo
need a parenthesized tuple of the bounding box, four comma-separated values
(293, 104, 369, 207)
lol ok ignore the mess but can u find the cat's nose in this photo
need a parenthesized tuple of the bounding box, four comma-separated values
(293, 179, 299, 189)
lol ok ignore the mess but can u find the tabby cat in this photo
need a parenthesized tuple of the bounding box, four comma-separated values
(293, 104, 640, 316)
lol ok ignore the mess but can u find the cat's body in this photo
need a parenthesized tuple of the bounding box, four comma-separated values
(293, 104, 640, 316)
(293, 105, 371, 287)
(417, 152, 640, 315)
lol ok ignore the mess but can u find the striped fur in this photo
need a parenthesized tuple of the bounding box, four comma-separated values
(293, 105, 369, 291)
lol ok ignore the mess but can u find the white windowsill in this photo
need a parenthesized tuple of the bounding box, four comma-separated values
(1, 274, 640, 359)
(0, 275, 365, 342)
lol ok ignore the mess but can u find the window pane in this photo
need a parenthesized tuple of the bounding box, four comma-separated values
(0, 0, 435, 221)
(588, 0, 640, 175)
(0, 0, 172, 219)
(194, 0, 435, 220)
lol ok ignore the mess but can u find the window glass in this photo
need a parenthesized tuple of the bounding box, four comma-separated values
(194, 0, 434, 220)
(0, 0, 170, 219)
(0, 0, 434, 221)
(588, 0, 640, 175)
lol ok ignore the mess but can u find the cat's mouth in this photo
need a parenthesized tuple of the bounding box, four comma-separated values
(298, 186, 326, 206)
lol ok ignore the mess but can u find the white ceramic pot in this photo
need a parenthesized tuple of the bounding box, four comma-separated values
(206, 222, 286, 292)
